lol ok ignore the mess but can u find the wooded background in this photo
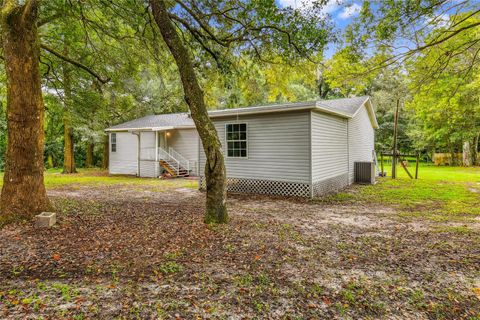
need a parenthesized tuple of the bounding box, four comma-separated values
(0, 0, 478, 170)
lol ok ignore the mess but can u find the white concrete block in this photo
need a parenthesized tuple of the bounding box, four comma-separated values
(35, 212, 56, 228)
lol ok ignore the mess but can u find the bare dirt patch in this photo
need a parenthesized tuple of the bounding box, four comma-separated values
(1, 183, 479, 319)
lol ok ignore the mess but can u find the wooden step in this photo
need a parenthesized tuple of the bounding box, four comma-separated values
(159, 160, 189, 178)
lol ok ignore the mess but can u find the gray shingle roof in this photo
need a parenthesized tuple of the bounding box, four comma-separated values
(207, 96, 370, 118)
(106, 113, 194, 131)
(317, 96, 370, 116)
(106, 96, 373, 131)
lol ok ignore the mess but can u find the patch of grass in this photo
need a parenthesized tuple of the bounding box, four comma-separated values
(157, 261, 183, 275)
(234, 274, 254, 287)
(279, 223, 307, 245)
(223, 243, 236, 253)
(433, 225, 478, 235)
(336, 279, 387, 316)
(308, 282, 325, 298)
(0, 168, 199, 190)
(163, 250, 183, 260)
(253, 299, 269, 314)
(11, 265, 24, 277)
(409, 288, 427, 309)
(233, 272, 274, 295)
(323, 164, 480, 221)
(51, 283, 79, 302)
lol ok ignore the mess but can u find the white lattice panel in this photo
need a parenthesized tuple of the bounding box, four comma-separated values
(199, 176, 310, 198)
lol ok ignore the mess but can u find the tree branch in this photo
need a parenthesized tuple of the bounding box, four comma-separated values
(22, 0, 38, 22)
(168, 13, 222, 66)
(40, 44, 110, 84)
(174, 0, 226, 46)
(417, 21, 480, 52)
(37, 12, 63, 27)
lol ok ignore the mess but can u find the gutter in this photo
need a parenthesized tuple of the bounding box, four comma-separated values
(105, 125, 196, 132)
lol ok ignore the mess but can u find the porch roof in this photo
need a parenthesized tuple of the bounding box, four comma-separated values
(105, 113, 195, 132)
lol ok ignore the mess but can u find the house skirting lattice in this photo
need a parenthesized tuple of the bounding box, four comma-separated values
(200, 173, 350, 199)
(199, 177, 311, 198)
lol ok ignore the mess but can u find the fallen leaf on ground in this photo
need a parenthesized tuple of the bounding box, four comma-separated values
(473, 288, 480, 300)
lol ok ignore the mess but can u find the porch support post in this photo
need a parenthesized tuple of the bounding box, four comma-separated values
(137, 132, 141, 177)
(155, 131, 159, 177)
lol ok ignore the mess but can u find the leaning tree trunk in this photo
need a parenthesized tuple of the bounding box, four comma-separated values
(62, 43, 77, 174)
(0, 1, 50, 222)
(102, 135, 109, 170)
(150, 0, 228, 223)
(86, 141, 94, 168)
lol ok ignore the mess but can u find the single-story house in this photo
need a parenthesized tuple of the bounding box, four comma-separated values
(105, 96, 378, 197)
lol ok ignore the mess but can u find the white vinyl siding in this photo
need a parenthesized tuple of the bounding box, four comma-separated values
(168, 128, 200, 165)
(139, 160, 157, 177)
(311, 111, 349, 183)
(109, 132, 138, 175)
(348, 105, 375, 183)
(199, 111, 311, 184)
(139, 131, 158, 177)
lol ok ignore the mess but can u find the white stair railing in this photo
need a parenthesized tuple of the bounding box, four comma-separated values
(169, 147, 190, 173)
(158, 147, 180, 176)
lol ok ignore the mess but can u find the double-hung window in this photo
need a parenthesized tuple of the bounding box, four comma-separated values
(226, 123, 247, 158)
(111, 133, 117, 152)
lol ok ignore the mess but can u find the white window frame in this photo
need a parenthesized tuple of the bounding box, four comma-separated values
(111, 133, 117, 152)
(225, 122, 248, 158)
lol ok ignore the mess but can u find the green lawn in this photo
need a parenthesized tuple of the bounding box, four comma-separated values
(0, 168, 198, 190)
(326, 164, 480, 221)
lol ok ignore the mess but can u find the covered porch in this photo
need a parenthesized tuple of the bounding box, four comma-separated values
(133, 129, 199, 178)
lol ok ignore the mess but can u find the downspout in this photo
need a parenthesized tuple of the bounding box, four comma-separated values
(347, 119, 350, 184)
(198, 134, 201, 189)
(309, 111, 313, 198)
(155, 131, 159, 177)
(131, 131, 140, 177)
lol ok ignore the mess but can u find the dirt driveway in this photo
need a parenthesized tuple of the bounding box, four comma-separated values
(1, 182, 479, 319)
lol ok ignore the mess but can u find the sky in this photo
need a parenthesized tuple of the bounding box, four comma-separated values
(277, 0, 361, 20)
(276, 0, 480, 59)
(276, 0, 362, 58)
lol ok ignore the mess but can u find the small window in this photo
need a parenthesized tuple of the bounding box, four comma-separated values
(111, 133, 117, 152)
(226, 123, 247, 158)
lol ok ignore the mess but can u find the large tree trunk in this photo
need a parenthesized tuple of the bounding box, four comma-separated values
(0, 1, 50, 222)
(473, 133, 479, 166)
(86, 140, 94, 168)
(462, 141, 472, 167)
(102, 135, 109, 170)
(150, 0, 228, 223)
(62, 119, 76, 173)
(62, 43, 77, 174)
